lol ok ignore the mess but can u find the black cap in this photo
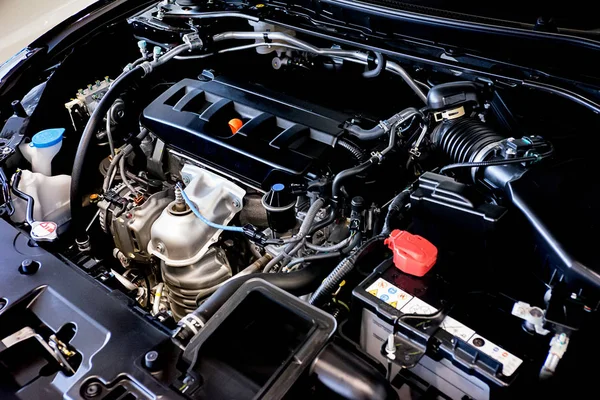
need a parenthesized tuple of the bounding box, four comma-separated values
(262, 183, 295, 211)
(262, 183, 297, 233)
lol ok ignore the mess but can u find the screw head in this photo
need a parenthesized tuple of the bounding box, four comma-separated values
(156, 243, 165, 253)
(84, 383, 101, 398)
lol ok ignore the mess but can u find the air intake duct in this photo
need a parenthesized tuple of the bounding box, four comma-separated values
(431, 117, 600, 291)
(431, 118, 504, 165)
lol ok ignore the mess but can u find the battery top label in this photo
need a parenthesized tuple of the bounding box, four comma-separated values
(365, 277, 523, 376)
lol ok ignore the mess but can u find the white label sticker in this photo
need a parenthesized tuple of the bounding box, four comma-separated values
(365, 277, 523, 377)
(441, 316, 476, 342)
(468, 334, 523, 377)
(400, 296, 438, 315)
(366, 278, 414, 310)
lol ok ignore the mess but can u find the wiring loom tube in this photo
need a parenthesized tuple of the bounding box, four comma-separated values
(309, 235, 384, 305)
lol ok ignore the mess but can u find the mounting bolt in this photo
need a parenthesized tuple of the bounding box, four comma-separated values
(84, 383, 101, 398)
(19, 259, 40, 275)
(232, 199, 240, 208)
(144, 350, 160, 371)
(156, 243, 165, 253)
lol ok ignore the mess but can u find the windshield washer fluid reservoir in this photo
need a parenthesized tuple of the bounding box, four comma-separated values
(19, 128, 65, 176)
(11, 170, 71, 227)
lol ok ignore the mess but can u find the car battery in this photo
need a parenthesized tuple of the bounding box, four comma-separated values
(351, 257, 547, 400)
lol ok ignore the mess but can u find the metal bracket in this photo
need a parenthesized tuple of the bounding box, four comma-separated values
(434, 106, 465, 122)
(0, 327, 75, 374)
(511, 301, 550, 335)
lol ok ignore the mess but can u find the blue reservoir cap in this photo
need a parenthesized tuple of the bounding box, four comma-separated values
(272, 183, 285, 192)
(31, 128, 65, 148)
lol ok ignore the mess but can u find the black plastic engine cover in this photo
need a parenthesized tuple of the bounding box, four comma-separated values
(142, 77, 348, 187)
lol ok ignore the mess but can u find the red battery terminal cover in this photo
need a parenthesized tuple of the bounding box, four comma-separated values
(384, 229, 438, 277)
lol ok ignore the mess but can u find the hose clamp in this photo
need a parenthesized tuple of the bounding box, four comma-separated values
(370, 151, 383, 164)
(139, 61, 153, 77)
(470, 140, 502, 182)
(179, 314, 204, 336)
(183, 33, 204, 50)
(378, 121, 390, 133)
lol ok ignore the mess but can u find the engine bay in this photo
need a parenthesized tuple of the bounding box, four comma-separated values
(1, 1, 600, 399)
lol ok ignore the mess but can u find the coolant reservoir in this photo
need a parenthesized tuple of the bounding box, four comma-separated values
(11, 170, 71, 227)
(19, 128, 65, 176)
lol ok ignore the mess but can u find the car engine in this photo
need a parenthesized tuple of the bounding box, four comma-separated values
(1, 1, 600, 399)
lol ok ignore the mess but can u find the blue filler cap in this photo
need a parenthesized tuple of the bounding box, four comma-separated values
(272, 183, 285, 192)
(31, 128, 65, 148)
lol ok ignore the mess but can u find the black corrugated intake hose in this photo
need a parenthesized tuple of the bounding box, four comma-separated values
(311, 343, 399, 400)
(332, 156, 378, 200)
(309, 235, 384, 306)
(337, 139, 367, 162)
(431, 118, 504, 164)
(71, 66, 145, 241)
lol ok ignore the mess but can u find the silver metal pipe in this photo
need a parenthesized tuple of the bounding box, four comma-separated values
(212, 31, 427, 103)
(166, 11, 260, 22)
(175, 42, 305, 60)
(213, 31, 364, 59)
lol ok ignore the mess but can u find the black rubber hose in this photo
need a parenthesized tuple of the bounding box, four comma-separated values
(309, 235, 384, 305)
(380, 190, 411, 236)
(288, 232, 362, 270)
(286, 252, 342, 271)
(311, 343, 399, 400)
(0, 167, 14, 216)
(309, 207, 336, 235)
(332, 156, 378, 200)
(193, 261, 325, 322)
(11, 170, 34, 225)
(70, 66, 145, 241)
(346, 124, 386, 141)
(362, 52, 385, 79)
(337, 139, 367, 162)
(346, 108, 421, 141)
